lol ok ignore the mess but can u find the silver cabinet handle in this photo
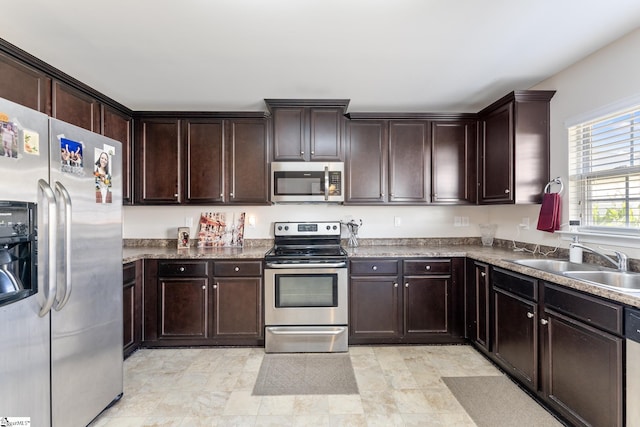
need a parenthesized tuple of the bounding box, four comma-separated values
(480, 271, 486, 277)
(301, 151, 304, 155)
(202, 285, 206, 290)
(405, 283, 409, 288)
(526, 312, 534, 319)
(220, 193, 224, 198)
(37, 179, 57, 317)
(505, 189, 510, 194)
(53, 181, 72, 311)
(230, 192, 234, 198)
(541, 319, 549, 325)
(213, 283, 218, 289)
(174, 193, 178, 197)
(311, 150, 315, 155)
(179, 267, 185, 272)
(394, 283, 398, 288)
(234, 266, 240, 272)
(425, 265, 431, 271)
(372, 265, 377, 271)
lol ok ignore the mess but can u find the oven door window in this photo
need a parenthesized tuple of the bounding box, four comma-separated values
(275, 274, 337, 307)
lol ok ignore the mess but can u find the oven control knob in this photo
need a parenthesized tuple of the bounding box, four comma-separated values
(326, 225, 331, 230)
(277, 226, 282, 231)
(284, 225, 289, 231)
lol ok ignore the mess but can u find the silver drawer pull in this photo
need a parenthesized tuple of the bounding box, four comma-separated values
(425, 265, 431, 270)
(234, 266, 240, 272)
(526, 312, 534, 319)
(372, 265, 378, 271)
(541, 319, 549, 325)
(179, 267, 185, 272)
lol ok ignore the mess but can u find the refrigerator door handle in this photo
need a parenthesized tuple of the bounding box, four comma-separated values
(37, 179, 57, 317)
(53, 181, 72, 311)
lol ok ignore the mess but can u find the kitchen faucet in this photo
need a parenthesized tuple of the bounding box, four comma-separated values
(569, 243, 629, 272)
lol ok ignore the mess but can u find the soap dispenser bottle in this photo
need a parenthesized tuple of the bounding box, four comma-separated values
(569, 236, 583, 264)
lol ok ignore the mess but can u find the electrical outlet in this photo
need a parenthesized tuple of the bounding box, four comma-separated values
(185, 216, 193, 227)
(461, 217, 469, 226)
(520, 217, 530, 230)
(394, 216, 402, 227)
(454, 216, 461, 227)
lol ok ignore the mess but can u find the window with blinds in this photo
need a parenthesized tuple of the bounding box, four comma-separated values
(568, 104, 640, 234)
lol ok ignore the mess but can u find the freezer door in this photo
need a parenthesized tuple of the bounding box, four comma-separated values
(0, 295, 51, 426)
(0, 96, 50, 202)
(49, 119, 123, 427)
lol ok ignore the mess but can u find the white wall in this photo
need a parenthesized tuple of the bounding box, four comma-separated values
(123, 27, 640, 255)
(123, 204, 490, 240)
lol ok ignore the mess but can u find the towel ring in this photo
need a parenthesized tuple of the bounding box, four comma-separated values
(544, 177, 563, 194)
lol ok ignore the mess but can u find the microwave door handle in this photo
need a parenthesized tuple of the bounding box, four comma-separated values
(37, 179, 57, 317)
(324, 166, 329, 201)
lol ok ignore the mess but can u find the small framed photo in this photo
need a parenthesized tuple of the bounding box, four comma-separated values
(177, 227, 190, 249)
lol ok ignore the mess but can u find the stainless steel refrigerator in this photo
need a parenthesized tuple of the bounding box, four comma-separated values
(0, 97, 123, 426)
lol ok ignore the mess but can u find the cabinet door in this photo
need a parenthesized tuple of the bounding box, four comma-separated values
(541, 310, 623, 427)
(473, 262, 490, 351)
(272, 107, 306, 160)
(158, 277, 209, 339)
(213, 277, 263, 340)
(345, 120, 387, 203)
(388, 121, 430, 203)
(349, 276, 401, 343)
(135, 118, 181, 204)
(102, 106, 133, 204)
(52, 81, 100, 132)
(480, 102, 513, 203)
(0, 52, 50, 113)
(431, 121, 476, 204)
(123, 261, 142, 358)
(493, 287, 537, 390)
(227, 119, 269, 204)
(403, 276, 449, 335)
(309, 107, 343, 161)
(183, 119, 224, 203)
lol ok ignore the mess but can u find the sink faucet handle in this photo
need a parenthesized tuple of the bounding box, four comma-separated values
(613, 251, 629, 271)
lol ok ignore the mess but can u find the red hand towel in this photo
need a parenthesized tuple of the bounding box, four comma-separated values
(537, 193, 561, 233)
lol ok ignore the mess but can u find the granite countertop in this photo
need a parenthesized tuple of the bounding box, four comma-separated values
(122, 240, 640, 308)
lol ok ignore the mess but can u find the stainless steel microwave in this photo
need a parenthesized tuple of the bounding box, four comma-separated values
(271, 162, 344, 203)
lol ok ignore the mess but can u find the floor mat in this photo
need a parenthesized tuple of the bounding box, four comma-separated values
(252, 353, 358, 396)
(443, 376, 564, 427)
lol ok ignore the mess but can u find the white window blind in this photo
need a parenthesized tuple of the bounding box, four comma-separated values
(568, 104, 640, 234)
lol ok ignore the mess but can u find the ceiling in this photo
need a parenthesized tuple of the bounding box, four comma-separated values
(3, 0, 640, 113)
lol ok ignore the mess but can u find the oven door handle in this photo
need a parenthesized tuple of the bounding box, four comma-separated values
(268, 328, 346, 336)
(324, 165, 329, 201)
(265, 262, 347, 269)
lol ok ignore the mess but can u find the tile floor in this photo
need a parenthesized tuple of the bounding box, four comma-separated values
(89, 345, 520, 426)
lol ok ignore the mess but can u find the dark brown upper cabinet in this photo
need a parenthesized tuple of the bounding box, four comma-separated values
(478, 90, 555, 204)
(52, 81, 101, 132)
(346, 118, 431, 204)
(431, 120, 477, 204)
(134, 114, 269, 205)
(0, 52, 51, 113)
(265, 99, 349, 161)
(135, 117, 181, 204)
(102, 106, 133, 204)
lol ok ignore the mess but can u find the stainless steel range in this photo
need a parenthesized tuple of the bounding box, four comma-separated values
(264, 221, 348, 353)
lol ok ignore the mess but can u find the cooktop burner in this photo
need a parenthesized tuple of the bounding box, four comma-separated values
(265, 221, 347, 263)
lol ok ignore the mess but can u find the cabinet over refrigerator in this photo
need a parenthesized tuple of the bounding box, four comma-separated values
(0, 97, 123, 426)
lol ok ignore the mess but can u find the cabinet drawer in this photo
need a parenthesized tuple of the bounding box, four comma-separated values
(544, 283, 623, 335)
(403, 259, 451, 275)
(123, 262, 136, 284)
(350, 259, 399, 276)
(214, 260, 262, 277)
(158, 261, 209, 277)
(491, 267, 537, 301)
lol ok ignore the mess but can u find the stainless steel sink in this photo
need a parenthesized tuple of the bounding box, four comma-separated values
(507, 259, 603, 273)
(563, 271, 640, 293)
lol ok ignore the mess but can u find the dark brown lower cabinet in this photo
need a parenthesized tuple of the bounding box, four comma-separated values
(475, 266, 624, 427)
(213, 261, 264, 345)
(349, 257, 464, 344)
(465, 261, 491, 353)
(540, 283, 624, 427)
(493, 287, 538, 389)
(123, 260, 142, 358)
(143, 259, 263, 347)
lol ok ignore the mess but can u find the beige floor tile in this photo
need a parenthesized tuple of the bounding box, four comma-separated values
(90, 344, 552, 427)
